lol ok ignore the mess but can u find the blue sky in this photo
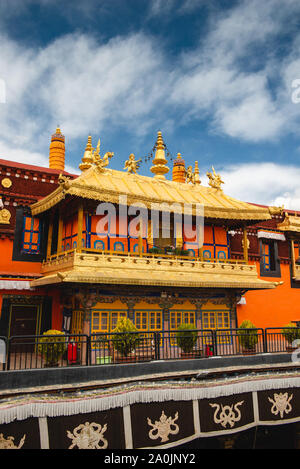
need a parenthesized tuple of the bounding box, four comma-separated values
(1, 0, 300, 208)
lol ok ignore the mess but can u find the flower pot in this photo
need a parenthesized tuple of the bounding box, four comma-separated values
(113, 354, 136, 364)
(44, 362, 59, 368)
(180, 351, 197, 359)
(242, 348, 256, 355)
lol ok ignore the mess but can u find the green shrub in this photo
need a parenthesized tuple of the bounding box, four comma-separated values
(237, 320, 258, 351)
(175, 323, 198, 353)
(111, 318, 140, 357)
(38, 329, 66, 366)
(149, 247, 163, 254)
(281, 323, 300, 345)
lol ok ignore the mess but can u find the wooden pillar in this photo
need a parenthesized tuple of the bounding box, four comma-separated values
(243, 227, 249, 263)
(46, 214, 54, 259)
(77, 201, 84, 252)
(57, 211, 63, 254)
(291, 239, 296, 279)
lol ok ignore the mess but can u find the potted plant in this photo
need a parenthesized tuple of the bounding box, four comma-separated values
(175, 323, 198, 358)
(165, 246, 175, 255)
(111, 318, 140, 362)
(38, 329, 66, 367)
(237, 320, 258, 355)
(149, 247, 163, 254)
(281, 323, 300, 352)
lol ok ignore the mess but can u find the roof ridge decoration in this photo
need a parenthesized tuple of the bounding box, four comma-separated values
(150, 131, 169, 180)
(124, 153, 142, 174)
(277, 213, 300, 232)
(30, 132, 271, 222)
(206, 166, 224, 190)
(79, 136, 114, 172)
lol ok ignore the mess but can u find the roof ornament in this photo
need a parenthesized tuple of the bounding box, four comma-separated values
(94, 151, 114, 171)
(206, 166, 224, 190)
(58, 173, 70, 191)
(194, 161, 201, 184)
(185, 161, 201, 185)
(124, 153, 142, 174)
(79, 136, 114, 172)
(150, 131, 169, 180)
(79, 135, 93, 171)
(185, 165, 195, 184)
(269, 205, 285, 216)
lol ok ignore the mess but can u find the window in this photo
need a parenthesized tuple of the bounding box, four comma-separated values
(135, 311, 162, 331)
(202, 310, 231, 345)
(22, 216, 41, 253)
(90, 310, 127, 334)
(13, 208, 45, 262)
(260, 240, 281, 277)
(169, 310, 196, 345)
(202, 311, 230, 330)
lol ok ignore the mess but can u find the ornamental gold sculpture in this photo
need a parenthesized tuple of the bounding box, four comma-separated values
(79, 136, 114, 172)
(0, 208, 11, 224)
(185, 165, 195, 184)
(207, 166, 224, 189)
(124, 153, 142, 174)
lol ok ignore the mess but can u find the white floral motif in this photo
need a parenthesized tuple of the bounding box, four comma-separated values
(0, 433, 26, 449)
(147, 410, 179, 442)
(67, 422, 108, 449)
(268, 393, 293, 418)
(209, 401, 244, 428)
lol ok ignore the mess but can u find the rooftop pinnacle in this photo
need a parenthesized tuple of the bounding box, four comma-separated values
(150, 131, 169, 180)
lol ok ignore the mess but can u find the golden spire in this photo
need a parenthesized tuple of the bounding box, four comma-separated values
(150, 131, 169, 180)
(172, 153, 186, 183)
(194, 161, 201, 184)
(49, 126, 65, 171)
(79, 135, 93, 171)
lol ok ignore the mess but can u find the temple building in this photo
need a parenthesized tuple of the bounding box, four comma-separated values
(0, 128, 299, 340)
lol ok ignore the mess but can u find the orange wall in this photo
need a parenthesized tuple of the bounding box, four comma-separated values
(237, 261, 299, 329)
(0, 238, 41, 274)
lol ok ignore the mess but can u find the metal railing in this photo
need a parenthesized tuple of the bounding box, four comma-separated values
(6, 334, 88, 371)
(0, 327, 299, 371)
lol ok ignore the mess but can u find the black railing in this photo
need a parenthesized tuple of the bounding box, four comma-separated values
(214, 328, 265, 356)
(0, 327, 300, 371)
(6, 334, 88, 371)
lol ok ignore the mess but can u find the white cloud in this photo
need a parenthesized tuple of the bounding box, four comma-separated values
(0, 31, 172, 167)
(170, 0, 300, 142)
(200, 162, 300, 211)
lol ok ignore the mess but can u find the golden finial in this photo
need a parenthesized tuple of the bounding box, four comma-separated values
(194, 161, 201, 184)
(150, 131, 169, 180)
(79, 135, 93, 171)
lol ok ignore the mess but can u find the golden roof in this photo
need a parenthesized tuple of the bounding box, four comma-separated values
(277, 214, 300, 233)
(31, 162, 271, 221)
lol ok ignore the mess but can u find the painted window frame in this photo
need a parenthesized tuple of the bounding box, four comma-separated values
(259, 239, 281, 278)
(12, 207, 47, 262)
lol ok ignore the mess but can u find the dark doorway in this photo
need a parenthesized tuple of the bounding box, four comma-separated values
(9, 305, 39, 337)
(9, 304, 40, 352)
